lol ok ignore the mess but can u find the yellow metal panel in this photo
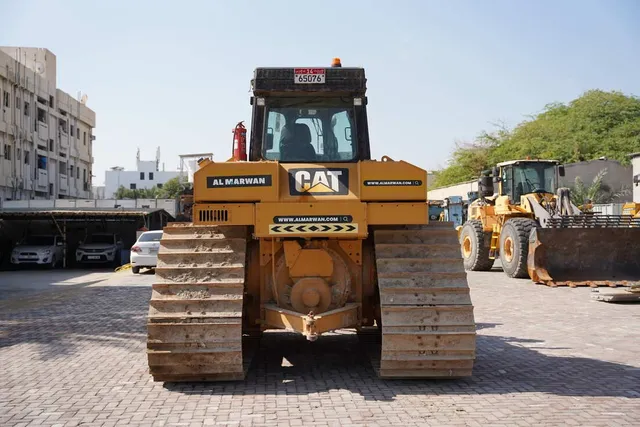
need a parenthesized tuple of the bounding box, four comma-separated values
(193, 204, 254, 225)
(367, 203, 428, 225)
(193, 161, 279, 203)
(283, 242, 334, 277)
(255, 201, 367, 238)
(360, 159, 427, 202)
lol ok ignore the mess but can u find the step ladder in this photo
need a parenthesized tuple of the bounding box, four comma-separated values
(488, 224, 500, 259)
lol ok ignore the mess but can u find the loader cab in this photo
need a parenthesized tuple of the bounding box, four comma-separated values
(494, 160, 562, 203)
(248, 60, 371, 163)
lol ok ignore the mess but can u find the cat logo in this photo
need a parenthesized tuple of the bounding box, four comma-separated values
(288, 168, 349, 196)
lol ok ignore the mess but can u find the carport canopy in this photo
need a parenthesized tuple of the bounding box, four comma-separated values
(0, 207, 171, 268)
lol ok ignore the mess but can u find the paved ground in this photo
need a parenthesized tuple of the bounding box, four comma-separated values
(0, 266, 639, 427)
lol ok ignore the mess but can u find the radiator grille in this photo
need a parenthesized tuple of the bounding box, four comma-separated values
(198, 209, 229, 223)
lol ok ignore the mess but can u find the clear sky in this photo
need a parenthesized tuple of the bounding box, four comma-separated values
(4, 0, 639, 185)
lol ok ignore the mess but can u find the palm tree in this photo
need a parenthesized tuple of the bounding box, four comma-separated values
(570, 167, 630, 206)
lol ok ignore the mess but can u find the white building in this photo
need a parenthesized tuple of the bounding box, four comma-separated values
(0, 47, 96, 201)
(104, 148, 179, 198)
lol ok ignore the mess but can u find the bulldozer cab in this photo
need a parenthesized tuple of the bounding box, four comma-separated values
(248, 64, 371, 163)
(493, 160, 564, 203)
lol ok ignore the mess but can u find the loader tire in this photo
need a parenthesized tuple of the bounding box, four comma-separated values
(499, 218, 537, 278)
(459, 220, 493, 271)
(146, 224, 254, 382)
(369, 223, 476, 378)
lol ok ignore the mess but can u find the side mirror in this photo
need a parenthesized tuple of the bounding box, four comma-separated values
(265, 132, 274, 150)
(558, 165, 565, 177)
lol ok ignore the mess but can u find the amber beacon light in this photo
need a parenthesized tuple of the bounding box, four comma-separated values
(331, 57, 342, 67)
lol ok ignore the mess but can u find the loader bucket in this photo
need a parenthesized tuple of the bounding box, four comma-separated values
(527, 227, 640, 286)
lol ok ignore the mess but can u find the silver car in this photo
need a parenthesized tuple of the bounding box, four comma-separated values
(76, 233, 124, 266)
(11, 235, 64, 268)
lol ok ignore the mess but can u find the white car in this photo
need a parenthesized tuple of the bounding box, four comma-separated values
(130, 230, 163, 274)
(76, 233, 124, 266)
(11, 234, 64, 268)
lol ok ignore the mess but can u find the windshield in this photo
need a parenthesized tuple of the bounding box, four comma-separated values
(24, 235, 55, 246)
(138, 231, 163, 242)
(263, 98, 357, 162)
(85, 234, 114, 244)
(506, 163, 557, 200)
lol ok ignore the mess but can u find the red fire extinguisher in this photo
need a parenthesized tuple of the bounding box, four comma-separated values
(232, 121, 247, 161)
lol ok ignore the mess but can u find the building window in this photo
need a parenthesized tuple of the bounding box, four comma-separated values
(16, 96, 20, 109)
(49, 183, 54, 196)
(3, 144, 11, 160)
(83, 132, 86, 145)
(76, 127, 80, 139)
(49, 139, 54, 151)
(70, 124, 74, 136)
(83, 169, 86, 182)
(130, 183, 137, 190)
(157, 183, 163, 189)
(38, 108, 47, 124)
(24, 101, 29, 116)
(77, 167, 79, 179)
(3, 91, 8, 107)
(24, 151, 29, 165)
(140, 172, 145, 180)
(49, 95, 54, 107)
(149, 172, 154, 180)
(70, 165, 74, 176)
(37, 155, 47, 170)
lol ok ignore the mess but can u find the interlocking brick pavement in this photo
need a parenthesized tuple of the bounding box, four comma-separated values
(0, 267, 638, 426)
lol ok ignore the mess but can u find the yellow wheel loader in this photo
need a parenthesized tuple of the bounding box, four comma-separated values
(459, 159, 640, 284)
(146, 59, 476, 382)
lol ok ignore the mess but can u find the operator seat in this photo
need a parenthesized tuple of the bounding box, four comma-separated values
(280, 123, 316, 161)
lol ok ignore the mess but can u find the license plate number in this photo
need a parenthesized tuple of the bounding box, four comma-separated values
(87, 255, 100, 260)
(294, 68, 325, 84)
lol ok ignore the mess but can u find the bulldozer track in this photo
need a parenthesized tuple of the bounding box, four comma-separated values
(147, 224, 255, 382)
(364, 222, 476, 378)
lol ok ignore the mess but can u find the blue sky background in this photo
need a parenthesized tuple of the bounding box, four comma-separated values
(4, 0, 639, 185)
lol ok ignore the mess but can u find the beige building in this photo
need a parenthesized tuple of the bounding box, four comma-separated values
(0, 47, 95, 201)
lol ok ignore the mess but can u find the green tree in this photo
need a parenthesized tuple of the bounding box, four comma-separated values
(433, 90, 640, 188)
(114, 185, 162, 199)
(158, 176, 191, 199)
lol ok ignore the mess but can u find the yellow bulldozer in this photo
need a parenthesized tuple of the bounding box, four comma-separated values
(146, 59, 476, 382)
(459, 159, 640, 284)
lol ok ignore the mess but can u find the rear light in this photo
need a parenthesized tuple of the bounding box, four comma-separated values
(131, 246, 141, 253)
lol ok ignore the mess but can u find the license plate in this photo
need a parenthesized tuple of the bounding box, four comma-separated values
(87, 255, 100, 260)
(294, 68, 325, 84)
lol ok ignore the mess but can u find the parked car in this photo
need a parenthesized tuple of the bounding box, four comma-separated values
(76, 233, 124, 266)
(130, 230, 163, 274)
(10, 234, 64, 268)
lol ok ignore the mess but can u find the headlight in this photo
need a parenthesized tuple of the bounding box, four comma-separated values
(42, 249, 52, 255)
